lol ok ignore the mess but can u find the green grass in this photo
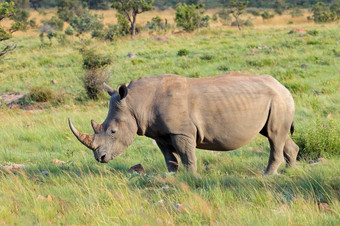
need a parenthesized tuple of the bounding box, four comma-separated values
(0, 24, 339, 224)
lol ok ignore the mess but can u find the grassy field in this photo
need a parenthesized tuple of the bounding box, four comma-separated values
(0, 9, 339, 224)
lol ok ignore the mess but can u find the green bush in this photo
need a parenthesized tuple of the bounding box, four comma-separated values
(290, 7, 303, 17)
(41, 16, 64, 31)
(261, 11, 275, 20)
(82, 50, 111, 70)
(81, 50, 111, 100)
(28, 86, 55, 102)
(200, 54, 214, 61)
(247, 9, 260, 16)
(200, 15, 210, 27)
(175, 3, 206, 32)
(312, 2, 338, 23)
(65, 25, 75, 35)
(177, 49, 189, 56)
(295, 119, 340, 159)
(70, 12, 104, 34)
(231, 19, 253, 27)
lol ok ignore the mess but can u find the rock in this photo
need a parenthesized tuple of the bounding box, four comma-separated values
(70, 85, 73, 88)
(154, 199, 165, 206)
(318, 202, 330, 212)
(127, 53, 136, 58)
(309, 158, 328, 164)
(301, 63, 309, 68)
(129, 164, 145, 175)
(288, 28, 306, 34)
(2, 164, 25, 170)
(51, 80, 58, 84)
(0, 93, 24, 108)
(151, 140, 157, 146)
(41, 171, 49, 176)
(326, 114, 333, 119)
(315, 158, 328, 163)
(153, 36, 169, 41)
(174, 204, 188, 213)
(52, 159, 66, 164)
(37, 195, 53, 203)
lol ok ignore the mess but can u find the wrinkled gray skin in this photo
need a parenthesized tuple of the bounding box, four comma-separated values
(69, 73, 299, 175)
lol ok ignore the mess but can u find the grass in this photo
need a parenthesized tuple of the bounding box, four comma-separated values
(0, 11, 339, 224)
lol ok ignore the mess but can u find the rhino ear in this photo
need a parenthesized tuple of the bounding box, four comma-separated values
(118, 84, 128, 100)
(103, 82, 115, 96)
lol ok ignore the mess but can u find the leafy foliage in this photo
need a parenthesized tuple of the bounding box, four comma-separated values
(229, 0, 248, 30)
(312, 2, 339, 23)
(57, 0, 86, 22)
(175, 3, 206, 32)
(111, 0, 154, 36)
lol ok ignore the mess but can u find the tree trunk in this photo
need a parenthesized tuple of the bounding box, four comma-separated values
(131, 13, 137, 38)
(235, 16, 241, 31)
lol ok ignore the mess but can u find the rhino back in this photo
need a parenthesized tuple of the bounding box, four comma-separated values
(126, 73, 294, 151)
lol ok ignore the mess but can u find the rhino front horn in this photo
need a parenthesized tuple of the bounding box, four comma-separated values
(68, 118, 95, 151)
(91, 119, 103, 133)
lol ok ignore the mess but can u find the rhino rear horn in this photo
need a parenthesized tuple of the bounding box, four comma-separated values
(91, 119, 103, 133)
(103, 82, 115, 96)
(68, 118, 95, 151)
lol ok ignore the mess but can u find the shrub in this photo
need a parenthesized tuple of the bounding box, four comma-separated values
(28, 86, 55, 102)
(307, 29, 319, 36)
(65, 25, 75, 35)
(70, 12, 104, 34)
(28, 18, 37, 28)
(261, 11, 275, 20)
(82, 69, 110, 100)
(146, 16, 170, 31)
(231, 19, 253, 27)
(175, 3, 206, 32)
(290, 7, 303, 17)
(57, 0, 86, 22)
(312, 2, 338, 23)
(41, 16, 64, 31)
(200, 15, 210, 27)
(295, 119, 340, 159)
(82, 50, 111, 70)
(212, 14, 218, 21)
(200, 54, 214, 61)
(81, 50, 111, 100)
(177, 49, 189, 56)
(247, 9, 260, 16)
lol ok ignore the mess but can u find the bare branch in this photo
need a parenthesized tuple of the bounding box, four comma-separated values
(0, 43, 17, 57)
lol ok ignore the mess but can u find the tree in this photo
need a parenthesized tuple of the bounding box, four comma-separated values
(175, 3, 206, 32)
(229, 0, 248, 30)
(0, 1, 20, 58)
(312, 2, 338, 23)
(111, 0, 154, 37)
(57, 0, 86, 22)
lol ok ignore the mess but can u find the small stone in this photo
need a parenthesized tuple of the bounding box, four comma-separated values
(247, 147, 255, 151)
(2, 164, 25, 170)
(41, 171, 49, 176)
(301, 63, 309, 68)
(174, 204, 188, 213)
(37, 195, 53, 203)
(288, 28, 306, 34)
(70, 85, 73, 88)
(326, 114, 333, 119)
(52, 159, 66, 164)
(154, 199, 165, 206)
(315, 158, 328, 163)
(127, 53, 136, 58)
(129, 164, 145, 175)
(51, 80, 57, 84)
(318, 202, 330, 212)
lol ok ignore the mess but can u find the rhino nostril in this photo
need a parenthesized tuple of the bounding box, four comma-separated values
(100, 154, 106, 162)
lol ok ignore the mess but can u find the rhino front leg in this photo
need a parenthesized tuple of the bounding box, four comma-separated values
(156, 140, 180, 172)
(170, 134, 197, 173)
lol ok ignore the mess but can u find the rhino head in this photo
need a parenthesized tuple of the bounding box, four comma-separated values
(68, 83, 137, 163)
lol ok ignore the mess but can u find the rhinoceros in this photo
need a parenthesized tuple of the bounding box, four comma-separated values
(69, 73, 299, 175)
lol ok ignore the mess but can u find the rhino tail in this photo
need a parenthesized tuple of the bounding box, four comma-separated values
(290, 121, 295, 135)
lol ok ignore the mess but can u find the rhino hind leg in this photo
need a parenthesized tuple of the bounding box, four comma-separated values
(156, 141, 180, 172)
(170, 134, 197, 173)
(265, 137, 285, 175)
(283, 136, 299, 167)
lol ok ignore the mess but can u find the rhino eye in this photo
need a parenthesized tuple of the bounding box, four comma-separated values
(110, 129, 117, 134)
